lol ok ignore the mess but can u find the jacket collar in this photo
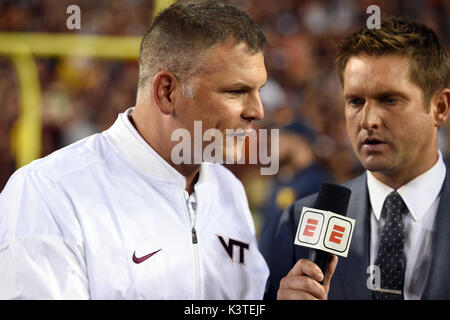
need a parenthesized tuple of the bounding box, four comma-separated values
(103, 107, 210, 189)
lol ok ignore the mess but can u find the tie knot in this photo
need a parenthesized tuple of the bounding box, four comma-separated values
(387, 190, 401, 200)
(385, 190, 406, 210)
(382, 191, 407, 222)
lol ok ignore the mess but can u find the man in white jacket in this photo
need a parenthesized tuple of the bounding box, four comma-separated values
(0, 0, 269, 299)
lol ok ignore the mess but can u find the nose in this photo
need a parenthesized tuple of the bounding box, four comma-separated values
(360, 101, 381, 130)
(241, 92, 264, 122)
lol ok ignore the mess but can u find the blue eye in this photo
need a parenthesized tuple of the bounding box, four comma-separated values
(349, 98, 365, 106)
(383, 97, 398, 104)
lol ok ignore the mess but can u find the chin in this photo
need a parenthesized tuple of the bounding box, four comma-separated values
(224, 150, 244, 164)
(360, 157, 393, 173)
(224, 143, 245, 164)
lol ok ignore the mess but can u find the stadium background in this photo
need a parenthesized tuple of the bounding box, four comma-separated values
(1, 0, 449, 236)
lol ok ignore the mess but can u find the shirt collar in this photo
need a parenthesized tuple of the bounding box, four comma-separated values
(103, 107, 210, 188)
(367, 151, 446, 222)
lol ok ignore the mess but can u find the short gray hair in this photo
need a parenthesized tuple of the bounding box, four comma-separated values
(137, 0, 267, 98)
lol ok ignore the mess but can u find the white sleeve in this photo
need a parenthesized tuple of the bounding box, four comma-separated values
(0, 169, 90, 299)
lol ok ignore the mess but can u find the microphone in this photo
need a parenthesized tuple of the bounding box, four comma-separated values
(297, 183, 352, 279)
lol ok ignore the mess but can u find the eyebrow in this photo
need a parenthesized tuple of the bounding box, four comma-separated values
(343, 94, 362, 100)
(344, 90, 409, 100)
(227, 81, 267, 90)
(372, 90, 409, 100)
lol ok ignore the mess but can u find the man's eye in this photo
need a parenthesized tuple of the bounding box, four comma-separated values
(227, 89, 245, 95)
(382, 97, 398, 105)
(349, 98, 365, 106)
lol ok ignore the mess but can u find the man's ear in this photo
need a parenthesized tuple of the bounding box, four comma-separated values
(152, 71, 179, 115)
(432, 88, 450, 127)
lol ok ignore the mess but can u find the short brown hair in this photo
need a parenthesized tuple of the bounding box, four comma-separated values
(335, 18, 450, 108)
(137, 0, 267, 95)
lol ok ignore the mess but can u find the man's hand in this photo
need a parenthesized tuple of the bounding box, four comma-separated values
(277, 255, 338, 300)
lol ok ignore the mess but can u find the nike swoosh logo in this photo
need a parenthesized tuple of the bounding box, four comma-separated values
(132, 249, 162, 264)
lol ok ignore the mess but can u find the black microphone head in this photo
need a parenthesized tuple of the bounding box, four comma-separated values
(313, 183, 351, 216)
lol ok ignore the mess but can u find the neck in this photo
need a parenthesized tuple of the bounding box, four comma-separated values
(178, 165, 200, 195)
(131, 105, 200, 194)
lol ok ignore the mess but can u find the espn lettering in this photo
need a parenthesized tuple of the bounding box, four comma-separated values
(324, 217, 352, 253)
(303, 218, 318, 237)
(297, 211, 324, 245)
(295, 207, 355, 257)
(329, 225, 346, 244)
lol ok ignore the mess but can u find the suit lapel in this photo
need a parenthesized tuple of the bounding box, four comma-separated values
(421, 168, 450, 299)
(332, 173, 373, 299)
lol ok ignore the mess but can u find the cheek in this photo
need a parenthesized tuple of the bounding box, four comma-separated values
(179, 99, 203, 123)
(345, 121, 362, 156)
(345, 116, 359, 140)
(400, 118, 434, 148)
(196, 94, 246, 130)
(216, 108, 243, 129)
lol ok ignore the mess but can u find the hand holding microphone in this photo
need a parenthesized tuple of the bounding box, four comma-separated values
(277, 183, 353, 300)
(277, 255, 339, 300)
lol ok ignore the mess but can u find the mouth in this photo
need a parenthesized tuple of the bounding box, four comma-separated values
(226, 128, 254, 138)
(360, 137, 386, 152)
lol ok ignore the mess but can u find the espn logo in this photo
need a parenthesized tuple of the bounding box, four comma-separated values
(297, 211, 324, 245)
(295, 207, 355, 257)
(328, 224, 346, 244)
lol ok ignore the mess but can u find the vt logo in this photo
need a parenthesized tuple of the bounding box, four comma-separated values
(217, 235, 249, 264)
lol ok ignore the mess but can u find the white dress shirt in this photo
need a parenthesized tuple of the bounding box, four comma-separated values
(368, 151, 446, 300)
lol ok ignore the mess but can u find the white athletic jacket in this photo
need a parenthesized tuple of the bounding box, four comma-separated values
(0, 107, 269, 299)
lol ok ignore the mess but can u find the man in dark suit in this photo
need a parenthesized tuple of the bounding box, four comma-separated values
(264, 18, 450, 300)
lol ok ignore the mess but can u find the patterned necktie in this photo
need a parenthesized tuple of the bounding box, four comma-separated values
(373, 191, 407, 300)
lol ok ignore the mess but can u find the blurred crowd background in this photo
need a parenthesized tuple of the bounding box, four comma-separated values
(1, 0, 449, 237)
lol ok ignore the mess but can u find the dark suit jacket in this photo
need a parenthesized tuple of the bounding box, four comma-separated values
(264, 168, 450, 299)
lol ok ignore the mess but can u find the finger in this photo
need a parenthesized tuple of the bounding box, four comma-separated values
(323, 255, 339, 294)
(277, 288, 320, 300)
(288, 258, 324, 283)
(281, 274, 327, 299)
(278, 275, 326, 300)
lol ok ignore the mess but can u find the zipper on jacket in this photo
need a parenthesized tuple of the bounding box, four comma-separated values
(184, 191, 201, 298)
(191, 226, 198, 244)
